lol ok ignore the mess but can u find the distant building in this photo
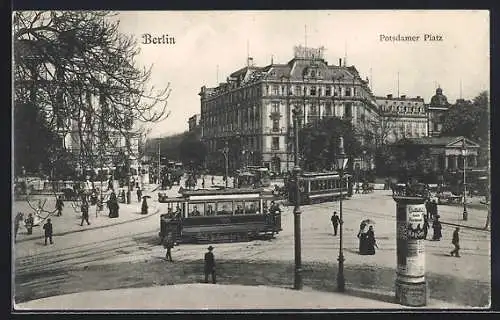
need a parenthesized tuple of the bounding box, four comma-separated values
(188, 114, 201, 133)
(199, 45, 379, 174)
(375, 94, 427, 143)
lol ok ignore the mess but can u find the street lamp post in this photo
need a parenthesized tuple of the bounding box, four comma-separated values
(292, 106, 303, 290)
(336, 136, 348, 292)
(462, 140, 468, 221)
(222, 141, 229, 188)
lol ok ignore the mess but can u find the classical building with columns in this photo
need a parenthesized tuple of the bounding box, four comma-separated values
(199, 45, 379, 174)
(394, 136, 480, 173)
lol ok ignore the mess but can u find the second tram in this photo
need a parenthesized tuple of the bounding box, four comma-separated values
(288, 171, 351, 205)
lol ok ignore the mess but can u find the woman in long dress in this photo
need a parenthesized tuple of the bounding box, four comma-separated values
(357, 221, 367, 254)
(366, 226, 377, 255)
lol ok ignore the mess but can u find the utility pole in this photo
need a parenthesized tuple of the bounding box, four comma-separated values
(158, 140, 161, 185)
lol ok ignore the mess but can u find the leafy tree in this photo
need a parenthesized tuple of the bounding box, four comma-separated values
(441, 91, 489, 165)
(298, 117, 362, 172)
(178, 131, 207, 171)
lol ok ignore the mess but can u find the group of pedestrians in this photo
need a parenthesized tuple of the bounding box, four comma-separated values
(161, 233, 217, 284)
(329, 202, 461, 257)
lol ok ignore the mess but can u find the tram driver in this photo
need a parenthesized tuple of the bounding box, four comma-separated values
(235, 205, 244, 215)
(191, 206, 201, 217)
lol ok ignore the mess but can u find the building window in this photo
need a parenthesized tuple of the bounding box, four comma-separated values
(272, 102, 279, 113)
(310, 87, 316, 96)
(325, 86, 331, 96)
(272, 85, 278, 95)
(295, 86, 301, 96)
(272, 119, 279, 132)
(310, 105, 317, 115)
(272, 137, 280, 150)
(265, 86, 269, 96)
(318, 87, 322, 96)
(345, 88, 351, 96)
(325, 103, 332, 116)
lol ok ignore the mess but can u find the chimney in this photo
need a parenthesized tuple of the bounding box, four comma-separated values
(247, 57, 254, 67)
(387, 94, 393, 99)
(339, 58, 342, 66)
(401, 95, 406, 99)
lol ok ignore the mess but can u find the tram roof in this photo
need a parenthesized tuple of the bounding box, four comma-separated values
(181, 187, 264, 196)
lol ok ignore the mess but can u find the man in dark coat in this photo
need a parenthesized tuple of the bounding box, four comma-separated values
(164, 232, 174, 262)
(331, 211, 340, 236)
(432, 216, 442, 241)
(43, 218, 53, 245)
(450, 227, 460, 257)
(80, 198, 91, 226)
(25, 213, 34, 235)
(204, 246, 216, 284)
(136, 188, 142, 203)
(56, 196, 64, 216)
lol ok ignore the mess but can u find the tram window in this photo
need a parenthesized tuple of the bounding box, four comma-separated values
(235, 201, 245, 215)
(216, 201, 233, 215)
(188, 203, 203, 217)
(245, 201, 259, 214)
(206, 202, 216, 216)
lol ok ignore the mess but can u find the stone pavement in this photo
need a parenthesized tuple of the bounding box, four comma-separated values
(13, 184, 161, 243)
(15, 283, 465, 310)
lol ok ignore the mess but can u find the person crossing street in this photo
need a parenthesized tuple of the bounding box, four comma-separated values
(450, 227, 461, 257)
(56, 196, 64, 216)
(204, 246, 216, 284)
(164, 232, 174, 262)
(331, 211, 340, 236)
(43, 218, 53, 245)
(80, 198, 91, 226)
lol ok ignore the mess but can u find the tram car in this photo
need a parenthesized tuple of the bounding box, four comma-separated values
(159, 188, 282, 244)
(288, 171, 351, 205)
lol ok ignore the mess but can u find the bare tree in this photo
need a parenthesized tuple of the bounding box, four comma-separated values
(14, 11, 171, 174)
(13, 11, 171, 216)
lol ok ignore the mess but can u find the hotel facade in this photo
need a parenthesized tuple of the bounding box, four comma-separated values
(199, 46, 380, 174)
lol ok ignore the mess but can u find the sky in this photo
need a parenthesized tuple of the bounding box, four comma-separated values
(115, 10, 490, 138)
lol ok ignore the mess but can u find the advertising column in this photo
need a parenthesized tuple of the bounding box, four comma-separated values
(394, 196, 427, 307)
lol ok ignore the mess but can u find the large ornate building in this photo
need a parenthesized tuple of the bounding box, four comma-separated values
(375, 94, 427, 143)
(199, 46, 379, 173)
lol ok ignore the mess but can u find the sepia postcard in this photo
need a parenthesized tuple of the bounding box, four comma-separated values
(12, 10, 490, 311)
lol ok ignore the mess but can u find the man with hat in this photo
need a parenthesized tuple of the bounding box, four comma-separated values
(204, 245, 216, 284)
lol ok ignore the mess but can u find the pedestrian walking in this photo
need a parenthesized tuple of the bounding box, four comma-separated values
(80, 198, 91, 226)
(450, 227, 460, 257)
(163, 232, 174, 262)
(355, 183, 360, 194)
(204, 245, 216, 284)
(423, 214, 429, 240)
(141, 196, 149, 215)
(365, 225, 377, 255)
(432, 215, 442, 241)
(56, 196, 64, 216)
(136, 187, 142, 203)
(25, 213, 34, 235)
(14, 212, 24, 240)
(331, 211, 340, 236)
(43, 218, 53, 245)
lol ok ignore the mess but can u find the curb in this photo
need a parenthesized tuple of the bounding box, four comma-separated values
(440, 221, 490, 232)
(15, 207, 161, 243)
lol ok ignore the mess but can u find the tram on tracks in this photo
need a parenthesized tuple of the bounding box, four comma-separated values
(288, 171, 351, 205)
(158, 188, 282, 244)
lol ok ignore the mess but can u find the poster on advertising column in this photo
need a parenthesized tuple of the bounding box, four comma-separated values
(405, 204, 426, 278)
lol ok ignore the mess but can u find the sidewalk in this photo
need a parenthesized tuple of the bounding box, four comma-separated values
(14, 184, 161, 243)
(15, 283, 466, 310)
